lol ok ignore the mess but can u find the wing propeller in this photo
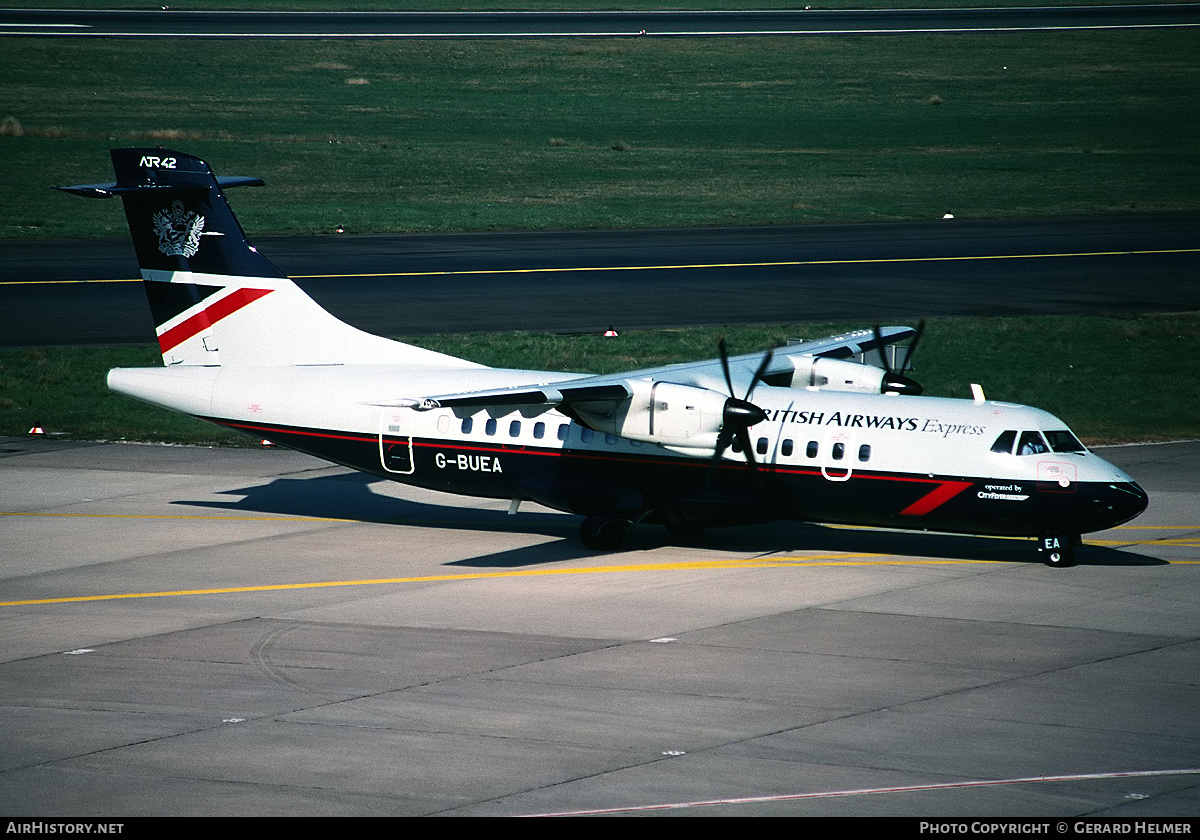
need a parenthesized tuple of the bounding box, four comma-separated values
(712, 338, 772, 469)
(874, 319, 926, 395)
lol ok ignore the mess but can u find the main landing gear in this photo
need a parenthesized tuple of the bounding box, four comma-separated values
(579, 515, 710, 551)
(1038, 534, 1080, 568)
(664, 520, 707, 544)
(580, 515, 633, 551)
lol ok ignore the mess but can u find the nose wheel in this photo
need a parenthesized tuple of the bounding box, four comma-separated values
(1038, 534, 1079, 567)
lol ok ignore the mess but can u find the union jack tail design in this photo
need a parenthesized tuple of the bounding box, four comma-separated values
(57, 148, 468, 369)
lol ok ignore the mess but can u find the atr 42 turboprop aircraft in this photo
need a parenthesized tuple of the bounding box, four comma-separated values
(59, 149, 1148, 566)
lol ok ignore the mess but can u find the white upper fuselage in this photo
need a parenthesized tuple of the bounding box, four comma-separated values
(109, 361, 1136, 491)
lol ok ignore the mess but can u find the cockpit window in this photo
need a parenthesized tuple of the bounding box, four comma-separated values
(990, 430, 1017, 454)
(1045, 430, 1087, 453)
(1017, 431, 1049, 456)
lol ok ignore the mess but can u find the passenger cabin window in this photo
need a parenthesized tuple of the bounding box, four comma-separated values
(605, 433, 618, 445)
(581, 427, 595, 442)
(461, 417, 474, 435)
(832, 442, 845, 460)
(806, 441, 818, 458)
(1045, 430, 1087, 453)
(485, 418, 497, 436)
(858, 444, 871, 462)
(1017, 431, 1049, 456)
(557, 424, 569, 441)
(781, 439, 793, 457)
(533, 422, 545, 440)
(509, 420, 521, 437)
(991, 430, 1017, 454)
(756, 437, 768, 455)
(437, 415, 450, 433)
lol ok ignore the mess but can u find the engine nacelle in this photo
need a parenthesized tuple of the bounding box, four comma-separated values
(570, 380, 730, 449)
(788, 356, 887, 393)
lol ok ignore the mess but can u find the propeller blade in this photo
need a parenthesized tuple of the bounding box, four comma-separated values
(713, 428, 734, 460)
(873, 323, 890, 373)
(738, 431, 759, 468)
(717, 336, 735, 397)
(707, 426, 735, 485)
(712, 338, 772, 472)
(745, 348, 774, 401)
(899, 319, 926, 373)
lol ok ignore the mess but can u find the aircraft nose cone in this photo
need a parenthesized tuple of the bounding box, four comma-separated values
(1119, 480, 1150, 521)
(1094, 480, 1149, 530)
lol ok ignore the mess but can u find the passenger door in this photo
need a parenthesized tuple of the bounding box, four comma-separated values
(379, 409, 415, 475)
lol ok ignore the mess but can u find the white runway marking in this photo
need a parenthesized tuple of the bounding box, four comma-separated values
(519, 768, 1200, 816)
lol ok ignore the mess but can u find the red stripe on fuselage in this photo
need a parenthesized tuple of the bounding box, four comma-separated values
(201, 419, 981, 516)
(156, 287, 273, 353)
(218, 418, 375, 443)
(899, 480, 973, 516)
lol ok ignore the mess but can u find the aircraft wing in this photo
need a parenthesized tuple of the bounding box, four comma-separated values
(418, 382, 631, 410)
(779, 325, 916, 361)
(412, 326, 917, 411)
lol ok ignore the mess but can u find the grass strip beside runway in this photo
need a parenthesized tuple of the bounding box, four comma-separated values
(2, 312, 1198, 444)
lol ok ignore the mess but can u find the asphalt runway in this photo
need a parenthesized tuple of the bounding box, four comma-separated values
(3, 5, 1198, 38)
(4, 215, 1199, 345)
(1, 435, 1197, 816)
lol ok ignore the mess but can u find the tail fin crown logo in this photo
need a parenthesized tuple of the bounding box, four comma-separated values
(153, 200, 205, 258)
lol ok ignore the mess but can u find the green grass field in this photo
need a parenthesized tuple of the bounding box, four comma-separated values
(4, 27, 1198, 238)
(3, 313, 1197, 445)
(2, 17, 1196, 445)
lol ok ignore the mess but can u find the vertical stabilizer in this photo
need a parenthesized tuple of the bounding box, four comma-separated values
(57, 148, 478, 370)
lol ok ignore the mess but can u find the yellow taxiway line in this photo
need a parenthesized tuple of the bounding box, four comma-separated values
(3, 548, 1198, 608)
(1, 553, 921, 607)
(3, 511, 1195, 607)
(293, 248, 1200, 279)
(3, 247, 1198, 286)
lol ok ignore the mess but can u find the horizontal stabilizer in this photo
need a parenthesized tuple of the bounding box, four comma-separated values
(54, 175, 265, 199)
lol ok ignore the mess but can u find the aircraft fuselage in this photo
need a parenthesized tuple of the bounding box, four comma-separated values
(110, 363, 1148, 541)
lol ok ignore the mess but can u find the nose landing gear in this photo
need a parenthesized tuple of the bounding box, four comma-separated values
(1038, 534, 1080, 567)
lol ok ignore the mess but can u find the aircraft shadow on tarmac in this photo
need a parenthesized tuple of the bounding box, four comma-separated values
(171, 472, 1164, 569)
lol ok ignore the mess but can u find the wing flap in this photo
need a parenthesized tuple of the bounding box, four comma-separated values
(420, 381, 630, 411)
